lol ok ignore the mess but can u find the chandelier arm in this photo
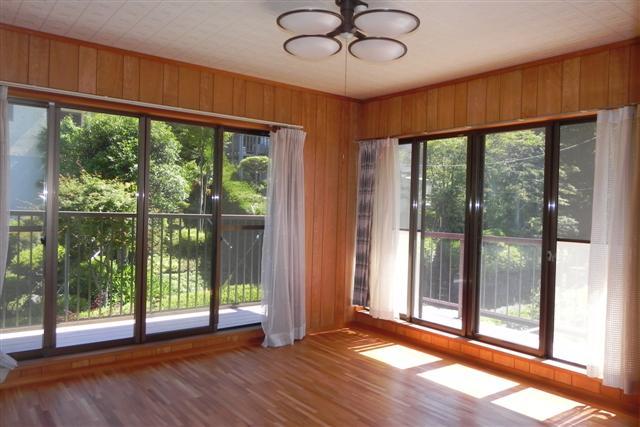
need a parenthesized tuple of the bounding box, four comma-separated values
(353, 30, 367, 39)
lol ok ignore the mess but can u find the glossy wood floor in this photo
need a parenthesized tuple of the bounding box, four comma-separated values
(0, 328, 637, 427)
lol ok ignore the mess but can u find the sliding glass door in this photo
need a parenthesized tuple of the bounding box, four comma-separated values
(552, 121, 596, 365)
(218, 130, 269, 329)
(413, 137, 468, 330)
(400, 118, 596, 360)
(2, 96, 273, 358)
(55, 108, 140, 347)
(145, 120, 216, 335)
(476, 128, 546, 349)
(0, 102, 49, 354)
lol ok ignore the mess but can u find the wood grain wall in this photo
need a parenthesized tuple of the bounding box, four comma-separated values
(0, 24, 359, 333)
(359, 39, 640, 139)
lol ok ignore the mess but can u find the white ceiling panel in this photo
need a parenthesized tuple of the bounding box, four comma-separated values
(1, 0, 638, 99)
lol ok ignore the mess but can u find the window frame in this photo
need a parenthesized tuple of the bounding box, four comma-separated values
(3, 96, 268, 360)
(399, 116, 597, 364)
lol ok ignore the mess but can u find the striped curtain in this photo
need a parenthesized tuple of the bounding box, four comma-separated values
(352, 140, 380, 306)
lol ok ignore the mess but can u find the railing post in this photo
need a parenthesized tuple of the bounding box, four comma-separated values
(63, 228, 70, 322)
(458, 237, 464, 320)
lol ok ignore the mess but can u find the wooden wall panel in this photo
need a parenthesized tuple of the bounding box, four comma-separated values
(562, 57, 580, 112)
(320, 98, 341, 327)
(199, 72, 213, 112)
(28, 35, 49, 86)
(139, 59, 163, 105)
(162, 64, 179, 107)
(608, 46, 630, 107)
(521, 66, 538, 118)
(499, 70, 522, 121)
(290, 89, 304, 125)
(342, 102, 359, 324)
(437, 85, 455, 130)
(537, 62, 561, 116)
(244, 81, 264, 119)
(0, 29, 28, 83)
(631, 43, 640, 103)
(401, 94, 413, 135)
(426, 88, 438, 132)
(274, 86, 292, 124)
(232, 77, 245, 116)
(263, 85, 275, 121)
(49, 40, 78, 91)
(579, 51, 609, 110)
(213, 73, 233, 115)
(467, 78, 487, 126)
(302, 92, 317, 329)
(412, 90, 427, 132)
(359, 40, 637, 140)
(78, 47, 97, 94)
(177, 66, 199, 110)
(310, 96, 327, 331)
(388, 96, 402, 136)
(0, 25, 360, 336)
(453, 82, 468, 127)
(97, 50, 124, 98)
(486, 74, 501, 123)
(122, 56, 140, 101)
(377, 99, 389, 137)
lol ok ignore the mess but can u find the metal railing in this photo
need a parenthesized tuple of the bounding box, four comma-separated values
(1, 210, 264, 329)
(415, 230, 542, 328)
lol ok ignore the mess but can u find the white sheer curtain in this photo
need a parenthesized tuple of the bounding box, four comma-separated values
(586, 105, 640, 394)
(0, 86, 18, 382)
(368, 138, 400, 320)
(261, 128, 306, 347)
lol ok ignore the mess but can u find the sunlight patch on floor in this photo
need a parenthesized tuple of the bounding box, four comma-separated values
(358, 344, 441, 369)
(491, 387, 587, 421)
(418, 363, 518, 398)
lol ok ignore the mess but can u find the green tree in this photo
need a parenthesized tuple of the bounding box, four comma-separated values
(237, 155, 269, 194)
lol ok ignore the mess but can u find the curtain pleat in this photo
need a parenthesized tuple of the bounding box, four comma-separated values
(260, 128, 306, 347)
(368, 138, 400, 320)
(587, 106, 640, 394)
(352, 141, 379, 306)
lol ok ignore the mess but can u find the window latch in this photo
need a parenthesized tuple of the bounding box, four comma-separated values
(546, 250, 555, 262)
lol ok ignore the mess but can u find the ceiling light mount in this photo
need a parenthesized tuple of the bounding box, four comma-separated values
(277, 0, 419, 62)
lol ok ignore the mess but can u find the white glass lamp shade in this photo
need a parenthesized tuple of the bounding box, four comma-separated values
(354, 9, 420, 37)
(277, 9, 343, 34)
(349, 37, 407, 62)
(284, 35, 342, 60)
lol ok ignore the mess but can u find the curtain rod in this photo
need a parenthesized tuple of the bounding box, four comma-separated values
(0, 80, 303, 130)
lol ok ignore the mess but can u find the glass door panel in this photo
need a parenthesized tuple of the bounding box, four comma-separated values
(396, 143, 413, 317)
(145, 120, 215, 335)
(0, 103, 48, 354)
(218, 131, 268, 329)
(553, 121, 596, 364)
(413, 137, 468, 329)
(55, 109, 139, 347)
(478, 128, 546, 348)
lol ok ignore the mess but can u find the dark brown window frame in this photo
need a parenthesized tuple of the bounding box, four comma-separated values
(4, 96, 268, 361)
(400, 116, 596, 366)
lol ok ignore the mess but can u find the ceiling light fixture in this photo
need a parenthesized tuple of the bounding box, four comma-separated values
(277, 0, 419, 62)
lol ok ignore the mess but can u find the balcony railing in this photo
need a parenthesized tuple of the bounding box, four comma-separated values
(414, 230, 542, 328)
(2, 210, 263, 329)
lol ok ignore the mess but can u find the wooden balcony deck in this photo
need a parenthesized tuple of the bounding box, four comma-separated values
(0, 304, 262, 354)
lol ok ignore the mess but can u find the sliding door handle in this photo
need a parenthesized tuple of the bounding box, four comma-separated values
(546, 250, 555, 262)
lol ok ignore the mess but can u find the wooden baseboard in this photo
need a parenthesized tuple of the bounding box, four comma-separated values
(1, 326, 264, 390)
(352, 312, 639, 416)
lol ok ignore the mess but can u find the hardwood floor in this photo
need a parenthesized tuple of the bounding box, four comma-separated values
(0, 328, 637, 426)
